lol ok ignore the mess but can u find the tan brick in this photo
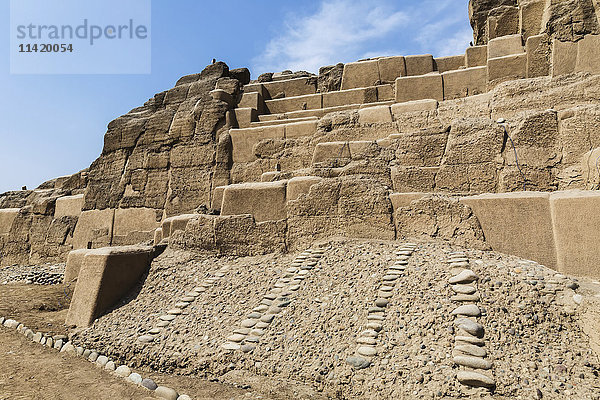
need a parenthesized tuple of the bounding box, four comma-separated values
(405, 54, 435, 76)
(66, 245, 154, 327)
(229, 125, 285, 163)
(72, 209, 115, 250)
(54, 194, 84, 218)
(221, 181, 288, 222)
(487, 34, 524, 59)
(466, 46, 488, 67)
(434, 55, 465, 73)
(0, 208, 20, 235)
(284, 120, 318, 139)
(395, 74, 443, 103)
(526, 34, 550, 78)
(442, 66, 487, 100)
(233, 107, 258, 129)
(358, 105, 393, 124)
(264, 93, 322, 114)
(552, 39, 577, 77)
(487, 54, 527, 84)
(287, 176, 323, 201)
(341, 60, 380, 90)
(460, 192, 556, 269)
(377, 56, 406, 83)
(322, 87, 377, 108)
(576, 35, 600, 74)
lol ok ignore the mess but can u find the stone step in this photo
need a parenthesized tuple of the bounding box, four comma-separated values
(258, 100, 395, 122)
(250, 116, 318, 127)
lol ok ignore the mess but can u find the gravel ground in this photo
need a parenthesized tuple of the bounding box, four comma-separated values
(73, 238, 600, 399)
(0, 263, 65, 285)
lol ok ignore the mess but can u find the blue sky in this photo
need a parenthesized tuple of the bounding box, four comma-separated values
(0, 0, 471, 193)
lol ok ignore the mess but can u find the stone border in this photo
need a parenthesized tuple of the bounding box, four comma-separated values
(0, 316, 189, 400)
(346, 242, 418, 370)
(221, 246, 329, 352)
(138, 264, 231, 344)
(447, 251, 496, 390)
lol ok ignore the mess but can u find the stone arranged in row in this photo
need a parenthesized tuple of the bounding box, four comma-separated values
(446, 251, 495, 390)
(138, 264, 231, 344)
(346, 242, 417, 370)
(0, 316, 187, 400)
(221, 246, 329, 352)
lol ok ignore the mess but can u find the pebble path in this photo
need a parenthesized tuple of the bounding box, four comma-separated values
(221, 246, 329, 352)
(447, 251, 496, 390)
(138, 264, 231, 344)
(346, 242, 418, 370)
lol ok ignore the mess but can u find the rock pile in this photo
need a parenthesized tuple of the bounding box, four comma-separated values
(0, 263, 65, 285)
(447, 251, 496, 390)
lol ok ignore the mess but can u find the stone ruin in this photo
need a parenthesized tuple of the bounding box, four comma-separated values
(2, 0, 600, 397)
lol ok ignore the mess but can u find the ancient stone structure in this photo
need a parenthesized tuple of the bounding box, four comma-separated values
(1, 1, 600, 370)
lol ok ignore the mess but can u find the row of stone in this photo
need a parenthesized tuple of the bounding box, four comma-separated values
(0, 316, 188, 400)
(221, 246, 328, 352)
(447, 251, 496, 390)
(346, 242, 418, 370)
(138, 264, 231, 344)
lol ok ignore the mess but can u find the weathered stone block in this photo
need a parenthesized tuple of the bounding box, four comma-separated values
(550, 190, 600, 278)
(232, 107, 258, 129)
(312, 142, 351, 165)
(72, 209, 115, 250)
(390, 166, 438, 192)
(285, 120, 318, 139)
(341, 60, 380, 90)
(519, 0, 545, 40)
(435, 163, 498, 194)
(442, 66, 488, 100)
(153, 228, 162, 246)
(0, 208, 20, 235)
(395, 74, 443, 103)
(287, 176, 324, 201)
(392, 129, 449, 167)
(389, 192, 428, 211)
(264, 94, 322, 114)
(391, 99, 438, 116)
(487, 53, 527, 84)
(435, 55, 465, 73)
(487, 34, 524, 59)
(211, 186, 227, 211)
(322, 87, 377, 108)
(377, 56, 406, 83)
(161, 214, 198, 238)
(229, 125, 285, 163)
(221, 181, 288, 222)
(65, 245, 154, 327)
(376, 84, 395, 101)
(526, 34, 551, 78)
(64, 249, 91, 283)
(487, 6, 520, 40)
(551, 39, 577, 77)
(238, 91, 265, 114)
(214, 215, 287, 256)
(576, 34, 600, 74)
(248, 77, 317, 99)
(460, 192, 556, 269)
(466, 45, 488, 67)
(358, 105, 392, 124)
(405, 54, 435, 76)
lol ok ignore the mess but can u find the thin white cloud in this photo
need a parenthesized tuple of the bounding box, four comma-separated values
(253, 0, 408, 73)
(253, 0, 472, 75)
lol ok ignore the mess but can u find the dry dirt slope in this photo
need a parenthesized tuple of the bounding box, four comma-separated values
(73, 238, 600, 399)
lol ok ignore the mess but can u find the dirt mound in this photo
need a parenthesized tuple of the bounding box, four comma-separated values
(72, 238, 600, 399)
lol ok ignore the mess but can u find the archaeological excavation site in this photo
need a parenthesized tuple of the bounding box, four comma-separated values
(3, 0, 600, 398)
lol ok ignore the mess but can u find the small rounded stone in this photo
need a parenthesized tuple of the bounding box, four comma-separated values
(155, 386, 179, 400)
(138, 335, 155, 343)
(141, 378, 157, 390)
(241, 319, 257, 328)
(128, 372, 142, 384)
(227, 334, 246, 343)
(375, 298, 389, 307)
(221, 342, 240, 351)
(167, 308, 182, 315)
(115, 365, 131, 377)
(357, 346, 377, 356)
